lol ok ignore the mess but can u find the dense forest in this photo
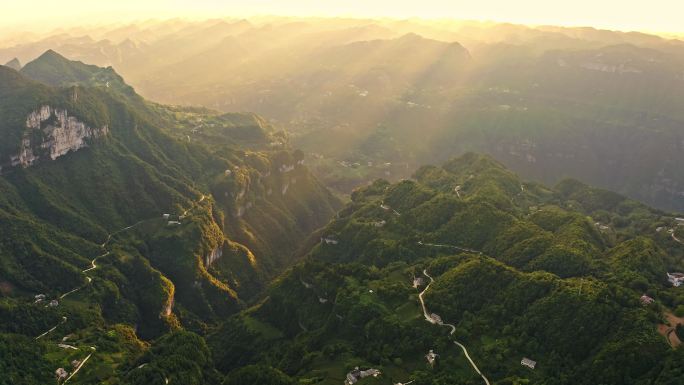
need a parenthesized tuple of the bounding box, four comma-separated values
(207, 153, 684, 385)
(1, 32, 684, 385)
(0, 52, 339, 384)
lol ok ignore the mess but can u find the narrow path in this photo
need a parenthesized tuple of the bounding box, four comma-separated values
(35, 316, 67, 340)
(83, 252, 109, 273)
(418, 270, 491, 385)
(673, 232, 683, 245)
(58, 195, 206, 302)
(63, 347, 96, 384)
(417, 241, 482, 255)
(380, 201, 401, 216)
(33, 195, 208, 382)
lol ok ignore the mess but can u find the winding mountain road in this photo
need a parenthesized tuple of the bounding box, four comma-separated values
(673, 232, 683, 245)
(35, 316, 67, 340)
(33, 194, 208, 381)
(418, 270, 491, 385)
(58, 195, 207, 302)
(417, 241, 482, 255)
(63, 346, 96, 384)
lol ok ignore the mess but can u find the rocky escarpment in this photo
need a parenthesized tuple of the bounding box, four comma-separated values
(205, 245, 224, 267)
(7, 105, 108, 169)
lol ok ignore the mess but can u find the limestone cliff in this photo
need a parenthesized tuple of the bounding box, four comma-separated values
(205, 246, 224, 267)
(9, 105, 108, 168)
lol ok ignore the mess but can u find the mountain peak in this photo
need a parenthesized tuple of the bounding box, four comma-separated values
(37, 48, 67, 62)
(20, 49, 134, 96)
(4, 57, 21, 70)
(398, 32, 425, 41)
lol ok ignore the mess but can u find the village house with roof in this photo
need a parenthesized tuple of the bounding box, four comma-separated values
(667, 272, 684, 287)
(55, 368, 69, 381)
(640, 294, 655, 305)
(429, 313, 443, 325)
(521, 357, 537, 369)
(344, 367, 381, 385)
(321, 235, 339, 245)
(426, 349, 439, 367)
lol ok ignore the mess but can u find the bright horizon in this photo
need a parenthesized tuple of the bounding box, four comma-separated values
(2, 0, 684, 36)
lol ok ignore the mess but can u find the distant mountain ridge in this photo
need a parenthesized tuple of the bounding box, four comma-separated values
(4, 57, 21, 70)
(5, 19, 677, 211)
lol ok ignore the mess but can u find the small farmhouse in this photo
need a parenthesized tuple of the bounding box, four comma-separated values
(521, 357, 537, 369)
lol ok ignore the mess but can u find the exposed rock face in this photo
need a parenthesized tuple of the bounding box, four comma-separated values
(205, 246, 223, 267)
(163, 293, 174, 317)
(10, 105, 108, 168)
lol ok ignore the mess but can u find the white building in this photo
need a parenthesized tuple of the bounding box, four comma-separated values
(667, 273, 684, 287)
(344, 367, 381, 385)
(321, 236, 339, 245)
(55, 368, 69, 380)
(521, 357, 537, 369)
(640, 295, 655, 305)
(426, 349, 439, 367)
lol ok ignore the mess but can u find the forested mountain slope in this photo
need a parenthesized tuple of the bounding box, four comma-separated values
(0, 51, 339, 384)
(3, 18, 682, 211)
(208, 153, 684, 385)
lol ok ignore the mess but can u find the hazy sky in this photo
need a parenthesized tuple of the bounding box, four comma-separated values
(3, 0, 683, 34)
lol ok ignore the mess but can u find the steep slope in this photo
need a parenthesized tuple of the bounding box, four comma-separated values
(4, 19, 684, 211)
(208, 153, 684, 385)
(0, 51, 339, 384)
(4, 57, 21, 70)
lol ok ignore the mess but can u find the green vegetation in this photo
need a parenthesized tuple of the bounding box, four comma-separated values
(0, 51, 339, 384)
(206, 153, 684, 385)
(2, 43, 684, 384)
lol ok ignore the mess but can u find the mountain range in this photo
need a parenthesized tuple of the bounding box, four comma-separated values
(1, 19, 684, 385)
(2, 18, 683, 212)
(0, 50, 339, 384)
